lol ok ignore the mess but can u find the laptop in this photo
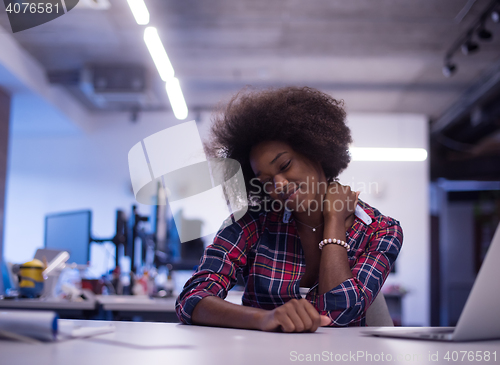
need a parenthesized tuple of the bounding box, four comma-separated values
(365, 222, 500, 342)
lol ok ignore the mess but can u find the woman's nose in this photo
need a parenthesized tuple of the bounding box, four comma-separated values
(262, 174, 288, 195)
(273, 175, 288, 191)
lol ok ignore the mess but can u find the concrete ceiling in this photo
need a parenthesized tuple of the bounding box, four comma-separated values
(1, 0, 500, 119)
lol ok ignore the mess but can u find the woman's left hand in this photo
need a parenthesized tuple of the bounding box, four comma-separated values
(322, 182, 360, 222)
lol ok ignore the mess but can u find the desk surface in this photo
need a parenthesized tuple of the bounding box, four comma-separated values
(1, 320, 499, 365)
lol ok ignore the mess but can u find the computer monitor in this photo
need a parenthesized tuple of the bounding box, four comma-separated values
(44, 210, 91, 265)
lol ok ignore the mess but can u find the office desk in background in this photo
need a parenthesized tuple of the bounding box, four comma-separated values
(0, 291, 244, 322)
(95, 291, 242, 321)
(1, 320, 499, 365)
(0, 295, 175, 321)
(0, 297, 98, 319)
(96, 295, 178, 322)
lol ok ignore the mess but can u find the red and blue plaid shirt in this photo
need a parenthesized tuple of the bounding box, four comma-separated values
(175, 199, 403, 326)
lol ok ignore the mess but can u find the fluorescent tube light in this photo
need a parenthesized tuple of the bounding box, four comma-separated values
(349, 147, 428, 161)
(144, 27, 175, 81)
(127, 0, 150, 25)
(166, 78, 188, 120)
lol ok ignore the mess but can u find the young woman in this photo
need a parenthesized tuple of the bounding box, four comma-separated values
(175, 87, 403, 332)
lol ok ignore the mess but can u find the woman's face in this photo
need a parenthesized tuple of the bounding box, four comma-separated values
(249, 141, 327, 213)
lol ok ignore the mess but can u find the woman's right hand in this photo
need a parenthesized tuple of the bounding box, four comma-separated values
(258, 299, 331, 332)
(322, 182, 359, 222)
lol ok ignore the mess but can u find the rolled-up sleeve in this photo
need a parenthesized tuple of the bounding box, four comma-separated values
(175, 212, 260, 324)
(317, 220, 403, 326)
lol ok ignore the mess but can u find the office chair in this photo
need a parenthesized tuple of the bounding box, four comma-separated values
(365, 293, 394, 326)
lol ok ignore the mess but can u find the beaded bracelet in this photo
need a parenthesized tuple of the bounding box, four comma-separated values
(319, 238, 350, 250)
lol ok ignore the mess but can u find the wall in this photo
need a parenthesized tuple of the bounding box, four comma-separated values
(339, 113, 429, 326)
(3, 108, 187, 264)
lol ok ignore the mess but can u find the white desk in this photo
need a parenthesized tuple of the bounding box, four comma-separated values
(1, 320, 499, 365)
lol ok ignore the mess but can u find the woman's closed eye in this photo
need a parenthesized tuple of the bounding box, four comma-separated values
(261, 160, 292, 185)
(259, 161, 292, 193)
(280, 160, 291, 171)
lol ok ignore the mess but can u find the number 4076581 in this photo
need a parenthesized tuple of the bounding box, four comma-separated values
(444, 351, 496, 362)
(5, 2, 60, 14)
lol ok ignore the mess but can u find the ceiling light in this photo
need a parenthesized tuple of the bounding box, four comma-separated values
(349, 148, 428, 162)
(461, 40, 479, 55)
(78, 0, 111, 9)
(144, 27, 175, 81)
(477, 26, 493, 40)
(492, 10, 500, 23)
(166, 78, 188, 120)
(127, 0, 150, 25)
(442, 62, 457, 77)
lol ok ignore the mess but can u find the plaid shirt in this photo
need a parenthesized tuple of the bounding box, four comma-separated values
(175, 199, 403, 327)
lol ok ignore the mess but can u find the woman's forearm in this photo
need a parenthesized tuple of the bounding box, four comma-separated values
(191, 295, 266, 330)
(318, 217, 353, 295)
(192, 295, 330, 332)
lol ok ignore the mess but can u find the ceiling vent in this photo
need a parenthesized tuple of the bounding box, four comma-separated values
(49, 65, 165, 111)
(75, 0, 111, 10)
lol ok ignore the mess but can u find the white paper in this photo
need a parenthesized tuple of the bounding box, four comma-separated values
(57, 321, 115, 339)
(0, 310, 58, 342)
